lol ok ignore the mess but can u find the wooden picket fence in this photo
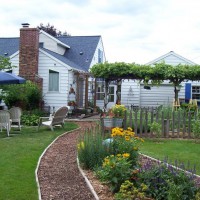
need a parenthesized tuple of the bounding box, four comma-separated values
(120, 107, 198, 139)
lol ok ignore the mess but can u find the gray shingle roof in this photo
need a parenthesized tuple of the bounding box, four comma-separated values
(0, 38, 19, 57)
(57, 36, 101, 71)
(0, 35, 100, 72)
(41, 47, 85, 71)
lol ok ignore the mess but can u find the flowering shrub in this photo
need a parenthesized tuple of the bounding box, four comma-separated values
(111, 104, 127, 118)
(114, 180, 148, 200)
(111, 127, 144, 166)
(96, 154, 132, 192)
(139, 160, 198, 200)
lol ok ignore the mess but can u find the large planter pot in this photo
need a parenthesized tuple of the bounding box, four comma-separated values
(102, 118, 114, 128)
(114, 118, 123, 127)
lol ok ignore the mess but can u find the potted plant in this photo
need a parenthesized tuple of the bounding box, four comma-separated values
(101, 109, 115, 128)
(111, 104, 126, 127)
(68, 100, 76, 107)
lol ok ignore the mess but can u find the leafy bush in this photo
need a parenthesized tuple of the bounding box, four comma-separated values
(0, 80, 42, 110)
(21, 114, 40, 126)
(21, 109, 44, 126)
(150, 121, 162, 138)
(192, 120, 200, 139)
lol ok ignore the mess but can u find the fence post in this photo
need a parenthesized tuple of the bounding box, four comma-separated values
(172, 111, 175, 137)
(177, 110, 180, 138)
(134, 110, 138, 135)
(124, 110, 127, 130)
(129, 110, 133, 128)
(188, 112, 191, 138)
(140, 108, 143, 136)
(144, 109, 148, 136)
(183, 111, 186, 137)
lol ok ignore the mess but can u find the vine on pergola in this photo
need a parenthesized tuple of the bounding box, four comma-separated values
(90, 62, 200, 108)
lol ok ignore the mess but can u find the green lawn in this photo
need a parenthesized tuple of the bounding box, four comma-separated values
(0, 122, 78, 200)
(140, 138, 200, 175)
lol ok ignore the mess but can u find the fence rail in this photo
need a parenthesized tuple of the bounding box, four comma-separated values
(120, 107, 198, 139)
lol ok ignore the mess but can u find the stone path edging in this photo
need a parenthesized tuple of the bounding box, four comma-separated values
(77, 157, 99, 200)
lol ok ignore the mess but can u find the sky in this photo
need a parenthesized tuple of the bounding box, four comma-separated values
(1, 0, 200, 64)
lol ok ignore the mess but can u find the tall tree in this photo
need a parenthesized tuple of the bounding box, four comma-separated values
(37, 23, 70, 37)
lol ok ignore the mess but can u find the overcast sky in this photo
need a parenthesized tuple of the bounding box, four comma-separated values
(1, 0, 200, 64)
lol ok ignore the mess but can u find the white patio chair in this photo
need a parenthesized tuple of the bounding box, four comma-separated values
(38, 106, 68, 131)
(9, 107, 22, 130)
(0, 110, 12, 136)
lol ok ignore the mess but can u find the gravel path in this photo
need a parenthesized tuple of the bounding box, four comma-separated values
(37, 121, 97, 200)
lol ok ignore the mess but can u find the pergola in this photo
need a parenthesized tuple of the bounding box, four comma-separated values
(90, 62, 200, 109)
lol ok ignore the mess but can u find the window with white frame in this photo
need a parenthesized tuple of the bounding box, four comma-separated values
(192, 86, 200, 100)
(49, 70, 59, 91)
(97, 80, 104, 100)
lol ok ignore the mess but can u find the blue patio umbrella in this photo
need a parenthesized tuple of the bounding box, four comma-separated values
(0, 72, 26, 84)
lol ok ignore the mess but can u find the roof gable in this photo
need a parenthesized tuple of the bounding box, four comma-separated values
(146, 51, 196, 66)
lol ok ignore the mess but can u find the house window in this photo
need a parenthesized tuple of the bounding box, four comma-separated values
(97, 81, 104, 100)
(49, 70, 59, 91)
(192, 86, 200, 100)
(108, 86, 114, 102)
(98, 49, 103, 63)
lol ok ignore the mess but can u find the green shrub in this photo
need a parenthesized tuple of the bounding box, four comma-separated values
(150, 121, 162, 138)
(0, 80, 42, 110)
(21, 114, 40, 126)
(192, 120, 200, 139)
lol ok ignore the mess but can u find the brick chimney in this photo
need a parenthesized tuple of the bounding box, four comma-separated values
(19, 23, 43, 88)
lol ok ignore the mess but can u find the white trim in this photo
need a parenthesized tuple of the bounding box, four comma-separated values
(9, 50, 19, 59)
(77, 158, 99, 200)
(39, 48, 85, 73)
(146, 51, 197, 65)
(39, 30, 70, 49)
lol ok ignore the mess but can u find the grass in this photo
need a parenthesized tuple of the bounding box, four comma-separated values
(140, 138, 200, 175)
(0, 122, 78, 200)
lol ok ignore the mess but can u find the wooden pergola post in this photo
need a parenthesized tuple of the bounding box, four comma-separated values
(85, 75, 88, 108)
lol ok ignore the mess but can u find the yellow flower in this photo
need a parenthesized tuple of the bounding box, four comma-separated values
(127, 127, 132, 131)
(123, 153, 130, 158)
(77, 141, 84, 150)
(125, 135, 130, 141)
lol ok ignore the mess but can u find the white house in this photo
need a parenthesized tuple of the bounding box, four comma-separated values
(95, 51, 200, 109)
(0, 23, 106, 112)
(120, 51, 199, 108)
